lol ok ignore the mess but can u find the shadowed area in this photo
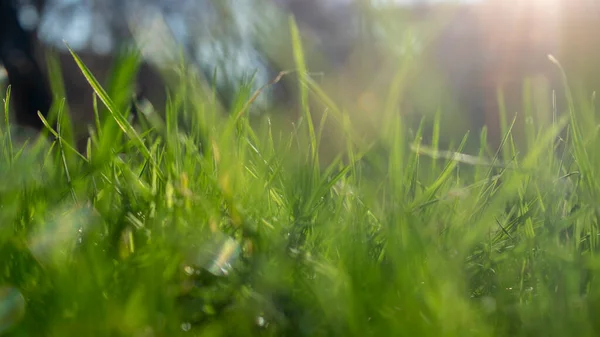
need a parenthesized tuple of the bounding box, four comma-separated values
(0, 0, 52, 130)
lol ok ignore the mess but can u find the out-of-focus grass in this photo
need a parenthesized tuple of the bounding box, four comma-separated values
(1, 17, 600, 337)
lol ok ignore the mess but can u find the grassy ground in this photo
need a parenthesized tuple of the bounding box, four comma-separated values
(2, 22, 600, 337)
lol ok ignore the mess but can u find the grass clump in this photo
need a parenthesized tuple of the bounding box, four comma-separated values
(1, 24, 600, 337)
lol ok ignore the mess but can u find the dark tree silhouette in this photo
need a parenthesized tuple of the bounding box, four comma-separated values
(1, 0, 362, 138)
(0, 0, 52, 130)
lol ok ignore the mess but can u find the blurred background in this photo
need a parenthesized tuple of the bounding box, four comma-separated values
(2, 0, 600, 152)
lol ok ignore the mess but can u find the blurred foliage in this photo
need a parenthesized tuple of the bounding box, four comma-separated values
(0, 9, 600, 336)
(2, 2, 600, 337)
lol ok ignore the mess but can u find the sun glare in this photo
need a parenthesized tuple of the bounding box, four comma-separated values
(475, 0, 562, 53)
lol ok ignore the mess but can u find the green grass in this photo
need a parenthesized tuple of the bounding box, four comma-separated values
(2, 25, 600, 337)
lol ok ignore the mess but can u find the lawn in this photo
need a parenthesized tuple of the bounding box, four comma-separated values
(1, 21, 600, 337)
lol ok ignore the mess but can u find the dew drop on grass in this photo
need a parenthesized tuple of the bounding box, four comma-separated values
(256, 315, 268, 328)
(192, 231, 241, 277)
(183, 266, 195, 276)
(0, 286, 26, 334)
(28, 204, 98, 266)
(180, 322, 191, 332)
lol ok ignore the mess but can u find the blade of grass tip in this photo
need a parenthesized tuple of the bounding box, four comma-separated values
(55, 96, 79, 162)
(312, 107, 333, 169)
(86, 137, 92, 162)
(4, 85, 13, 163)
(548, 55, 587, 149)
(86, 124, 97, 146)
(388, 116, 406, 196)
(302, 75, 361, 149)
(234, 70, 295, 123)
(548, 55, 576, 126)
(404, 118, 424, 199)
(42, 140, 57, 170)
(230, 72, 256, 117)
(548, 54, 597, 192)
(411, 131, 469, 211)
(549, 55, 582, 153)
(485, 113, 518, 179)
(345, 131, 358, 180)
(37, 111, 58, 139)
(13, 139, 30, 161)
(105, 46, 142, 115)
(476, 126, 488, 182)
(37, 110, 87, 162)
(289, 16, 317, 163)
(495, 86, 512, 161)
(93, 93, 102, 137)
(64, 42, 161, 176)
(312, 160, 352, 207)
(521, 114, 569, 171)
(45, 50, 70, 129)
(56, 101, 78, 204)
(430, 107, 441, 176)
